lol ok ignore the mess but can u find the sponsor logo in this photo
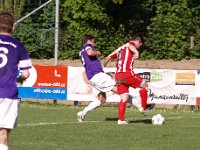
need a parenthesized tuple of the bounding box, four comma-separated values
(148, 89, 189, 102)
(176, 72, 195, 85)
(150, 72, 163, 82)
(139, 72, 162, 82)
(138, 72, 150, 82)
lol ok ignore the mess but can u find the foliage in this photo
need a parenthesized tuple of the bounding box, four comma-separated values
(144, 0, 200, 60)
(59, 0, 110, 59)
(190, 29, 200, 58)
(5, 0, 200, 60)
(13, 2, 55, 59)
(0, 0, 25, 20)
(59, 0, 152, 59)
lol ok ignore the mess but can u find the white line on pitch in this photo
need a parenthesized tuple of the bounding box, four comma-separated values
(18, 116, 200, 127)
(18, 120, 102, 127)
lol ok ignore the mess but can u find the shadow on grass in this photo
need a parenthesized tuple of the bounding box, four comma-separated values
(105, 117, 118, 121)
(129, 119, 152, 124)
(105, 117, 152, 124)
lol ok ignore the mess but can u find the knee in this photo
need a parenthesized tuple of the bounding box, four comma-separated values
(142, 82, 148, 90)
(120, 93, 129, 102)
(98, 92, 106, 104)
(100, 98, 106, 104)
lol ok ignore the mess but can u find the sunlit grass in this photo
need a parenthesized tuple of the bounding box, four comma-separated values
(10, 102, 200, 150)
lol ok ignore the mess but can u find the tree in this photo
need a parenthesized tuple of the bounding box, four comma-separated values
(60, 0, 113, 59)
(60, 0, 154, 59)
(144, 0, 199, 60)
(0, 0, 25, 20)
(14, 0, 56, 59)
(188, 0, 200, 58)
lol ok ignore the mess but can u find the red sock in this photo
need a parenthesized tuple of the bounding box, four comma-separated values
(139, 88, 148, 110)
(118, 100, 127, 121)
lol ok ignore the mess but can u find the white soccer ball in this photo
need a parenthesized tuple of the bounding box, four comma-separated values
(152, 114, 165, 125)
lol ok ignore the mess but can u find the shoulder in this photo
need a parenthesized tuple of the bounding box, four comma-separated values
(0, 35, 25, 50)
(129, 41, 135, 46)
(82, 44, 93, 51)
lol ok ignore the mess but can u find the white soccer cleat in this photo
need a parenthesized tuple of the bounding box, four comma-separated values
(117, 120, 128, 125)
(77, 111, 84, 122)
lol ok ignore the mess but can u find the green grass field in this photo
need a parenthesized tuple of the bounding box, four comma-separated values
(10, 102, 200, 150)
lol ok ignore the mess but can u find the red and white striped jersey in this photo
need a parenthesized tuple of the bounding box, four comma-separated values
(109, 41, 135, 74)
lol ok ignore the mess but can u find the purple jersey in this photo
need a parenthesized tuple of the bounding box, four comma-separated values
(80, 44, 103, 80)
(0, 34, 32, 99)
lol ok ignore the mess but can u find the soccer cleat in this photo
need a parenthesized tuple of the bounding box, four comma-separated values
(139, 104, 155, 116)
(117, 120, 128, 125)
(146, 103, 156, 111)
(139, 107, 148, 116)
(77, 111, 84, 122)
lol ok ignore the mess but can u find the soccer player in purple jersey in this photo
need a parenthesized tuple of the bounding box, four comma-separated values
(77, 34, 155, 124)
(0, 12, 32, 150)
(77, 34, 117, 122)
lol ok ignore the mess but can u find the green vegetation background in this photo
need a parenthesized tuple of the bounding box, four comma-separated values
(1, 0, 200, 60)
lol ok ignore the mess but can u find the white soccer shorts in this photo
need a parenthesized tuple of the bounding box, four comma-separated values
(89, 72, 116, 96)
(0, 98, 20, 129)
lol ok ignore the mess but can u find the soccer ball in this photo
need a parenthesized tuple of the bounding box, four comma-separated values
(151, 114, 165, 125)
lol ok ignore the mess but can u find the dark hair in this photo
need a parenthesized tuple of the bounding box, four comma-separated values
(133, 34, 144, 44)
(0, 12, 15, 33)
(82, 34, 94, 46)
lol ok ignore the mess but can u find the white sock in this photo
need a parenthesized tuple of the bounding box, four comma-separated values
(82, 100, 101, 116)
(128, 95, 141, 108)
(0, 144, 8, 150)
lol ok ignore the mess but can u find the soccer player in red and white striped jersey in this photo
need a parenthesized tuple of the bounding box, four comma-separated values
(104, 35, 148, 124)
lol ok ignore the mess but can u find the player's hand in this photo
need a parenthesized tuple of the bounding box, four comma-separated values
(96, 51, 101, 56)
(17, 75, 26, 84)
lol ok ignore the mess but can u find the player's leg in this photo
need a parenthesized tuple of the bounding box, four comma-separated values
(128, 93, 155, 112)
(115, 78, 129, 124)
(130, 74, 148, 111)
(77, 92, 106, 122)
(139, 82, 148, 111)
(77, 72, 115, 122)
(0, 129, 9, 150)
(82, 92, 106, 117)
(127, 74, 150, 115)
(0, 98, 19, 150)
(139, 85, 156, 115)
(118, 93, 129, 125)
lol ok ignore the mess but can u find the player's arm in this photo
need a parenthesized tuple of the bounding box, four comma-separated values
(82, 71, 90, 84)
(103, 48, 119, 67)
(86, 48, 101, 56)
(104, 56, 112, 67)
(18, 57, 32, 84)
(129, 44, 139, 60)
(17, 69, 30, 84)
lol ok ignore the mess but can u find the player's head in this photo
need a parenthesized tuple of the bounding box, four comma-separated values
(82, 34, 95, 46)
(0, 12, 15, 34)
(132, 35, 143, 49)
